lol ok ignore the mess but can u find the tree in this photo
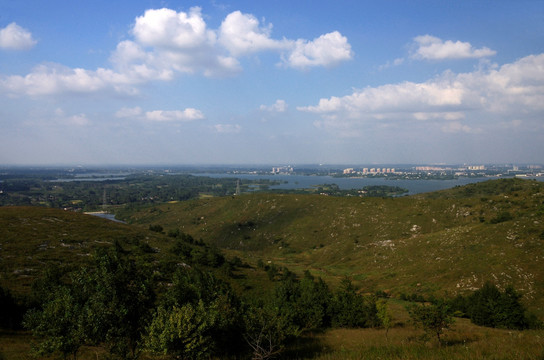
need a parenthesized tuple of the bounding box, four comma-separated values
(243, 303, 298, 360)
(26, 246, 156, 360)
(79, 247, 156, 359)
(274, 271, 332, 330)
(0, 285, 24, 330)
(24, 286, 86, 360)
(155, 267, 245, 358)
(146, 301, 217, 360)
(468, 282, 529, 330)
(329, 278, 379, 328)
(408, 302, 454, 344)
(376, 299, 392, 339)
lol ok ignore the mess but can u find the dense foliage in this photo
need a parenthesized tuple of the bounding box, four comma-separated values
(0, 171, 406, 212)
(19, 238, 383, 360)
(448, 282, 542, 330)
(0, 173, 278, 210)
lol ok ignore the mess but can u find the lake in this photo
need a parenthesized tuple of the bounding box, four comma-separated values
(194, 173, 543, 195)
(86, 212, 125, 223)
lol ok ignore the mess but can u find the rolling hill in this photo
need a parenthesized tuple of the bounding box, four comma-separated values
(119, 178, 544, 315)
(0, 206, 174, 294)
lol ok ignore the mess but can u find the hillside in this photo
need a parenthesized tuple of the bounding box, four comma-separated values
(120, 178, 544, 315)
(0, 206, 175, 294)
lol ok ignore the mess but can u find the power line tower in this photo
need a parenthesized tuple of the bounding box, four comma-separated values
(102, 188, 107, 211)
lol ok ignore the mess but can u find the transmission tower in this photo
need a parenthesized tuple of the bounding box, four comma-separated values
(102, 188, 107, 210)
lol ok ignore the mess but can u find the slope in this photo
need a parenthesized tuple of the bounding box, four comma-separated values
(120, 178, 544, 315)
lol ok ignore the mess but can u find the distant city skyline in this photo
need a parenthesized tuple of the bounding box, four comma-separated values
(1, 1, 543, 165)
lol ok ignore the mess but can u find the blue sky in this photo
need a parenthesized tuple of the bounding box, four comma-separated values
(1, 0, 543, 165)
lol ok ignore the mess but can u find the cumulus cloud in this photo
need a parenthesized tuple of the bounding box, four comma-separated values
(133, 7, 212, 49)
(145, 109, 204, 122)
(284, 31, 353, 69)
(0, 23, 37, 50)
(411, 35, 496, 60)
(219, 12, 352, 68)
(213, 124, 241, 133)
(114, 7, 241, 78)
(0, 8, 351, 97)
(299, 53, 544, 133)
(260, 99, 287, 112)
(219, 11, 288, 56)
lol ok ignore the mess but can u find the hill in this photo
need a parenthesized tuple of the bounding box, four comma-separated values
(119, 178, 544, 315)
(0, 206, 176, 294)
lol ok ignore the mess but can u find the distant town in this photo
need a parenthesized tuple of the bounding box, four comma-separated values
(228, 164, 544, 180)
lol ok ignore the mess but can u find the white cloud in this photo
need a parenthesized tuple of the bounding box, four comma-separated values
(116, 7, 240, 78)
(115, 106, 143, 118)
(213, 124, 241, 133)
(260, 99, 287, 112)
(145, 109, 204, 122)
(0, 8, 352, 97)
(219, 11, 288, 56)
(0, 63, 138, 96)
(413, 112, 465, 121)
(378, 57, 404, 71)
(115, 106, 204, 122)
(284, 31, 353, 69)
(133, 7, 213, 49)
(412, 35, 496, 60)
(0, 23, 37, 50)
(299, 53, 544, 133)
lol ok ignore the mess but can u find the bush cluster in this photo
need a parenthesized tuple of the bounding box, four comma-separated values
(448, 282, 542, 330)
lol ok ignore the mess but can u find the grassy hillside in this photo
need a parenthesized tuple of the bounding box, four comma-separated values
(0, 206, 175, 294)
(120, 178, 544, 315)
(1, 178, 543, 359)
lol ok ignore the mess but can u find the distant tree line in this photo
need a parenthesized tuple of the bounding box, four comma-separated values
(0, 174, 271, 210)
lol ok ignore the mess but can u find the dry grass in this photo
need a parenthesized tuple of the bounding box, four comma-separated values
(1, 316, 543, 359)
(287, 322, 544, 360)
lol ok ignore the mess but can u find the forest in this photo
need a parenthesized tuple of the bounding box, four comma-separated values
(0, 172, 407, 210)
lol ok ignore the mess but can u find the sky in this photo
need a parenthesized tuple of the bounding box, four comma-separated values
(1, 0, 543, 166)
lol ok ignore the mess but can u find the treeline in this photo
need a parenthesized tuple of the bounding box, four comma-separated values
(0, 174, 248, 210)
(265, 184, 408, 197)
(0, 233, 383, 360)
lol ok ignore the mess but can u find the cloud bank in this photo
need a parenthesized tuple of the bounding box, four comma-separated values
(0, 7, 352, 97)
(299, 53, 544, 134)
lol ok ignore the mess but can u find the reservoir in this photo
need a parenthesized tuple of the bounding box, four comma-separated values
(194, 173, 543, 195)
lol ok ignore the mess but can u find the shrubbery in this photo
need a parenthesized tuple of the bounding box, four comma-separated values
(448, 282, 542, 330)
